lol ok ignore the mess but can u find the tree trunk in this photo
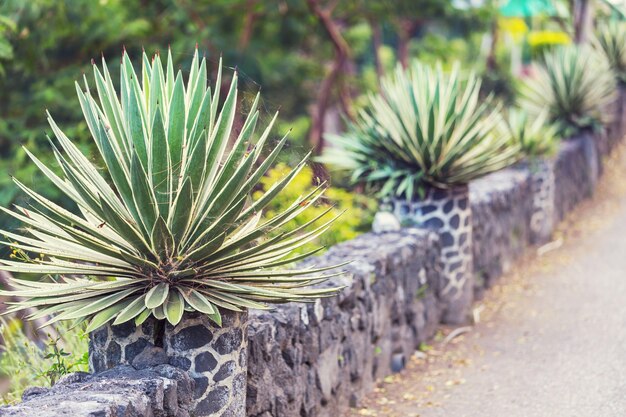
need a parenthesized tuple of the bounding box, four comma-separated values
(396, 19, 421, 69)
(306, 0, 352, 154)
(574, 0, 593, 44)
(486, 18, 499, 71)
(239, 0, 259, 51)
(371, 20, 385, 83)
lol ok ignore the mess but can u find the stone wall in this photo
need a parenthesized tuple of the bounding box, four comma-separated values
(0, 365, 193, 417)
(470, 168, 533, 295)
(2, 123, 619, 417)
(553, 137, 595, 222)
(246, 230, 442, 417)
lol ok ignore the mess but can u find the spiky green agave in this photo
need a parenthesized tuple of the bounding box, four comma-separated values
(0, 49, 344, 331)
(321, 61, 520, 198)
(500, 108, 559, 159)
(593, 21, 626, 84)
(519, 45, 617, 137)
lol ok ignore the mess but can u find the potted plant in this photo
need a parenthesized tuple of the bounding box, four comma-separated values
(500, 108, 559, 244)
(0, 49, 343, 417)
(593, 21, 626, 142)
(321, 62, 520, 324)
(520, 45, 616, 193)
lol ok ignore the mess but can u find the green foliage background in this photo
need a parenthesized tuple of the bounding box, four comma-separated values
(0, 2, 495, 248)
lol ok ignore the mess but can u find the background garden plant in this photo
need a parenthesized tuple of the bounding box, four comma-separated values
(255, 163, 376, 255)
(520, 44, 617, 137)
(0, 319, 87, 404)
(0, 48, 343, 332)
(322, 60, 520, 325)
(501, 108, 559, 160)
(593, 21, 626, 84)
(322, 61, 520, 198)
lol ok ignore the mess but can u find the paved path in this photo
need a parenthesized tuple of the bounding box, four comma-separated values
(347, 150, 626, 417)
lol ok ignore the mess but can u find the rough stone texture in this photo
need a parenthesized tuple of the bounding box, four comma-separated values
(371, 211, 401, 233)
(511, 159, 556, 245)
(553, 137, 595, 222)
(246, 230, 442, 417)
(165, 311, 248, 417)
(390, 186, 473, 324)
(526, 159, 556, 245)
(0, 365, 193, 417)
(606, 90, 624, 148)
(132, 346, 169, 370)
(89, 317, 158, 373)
(470, 168, 533, 295)
(579, 132, 601, 189)
(615, 87, 626, 146)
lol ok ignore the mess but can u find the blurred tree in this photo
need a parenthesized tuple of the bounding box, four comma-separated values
(0, 0, 497, 256)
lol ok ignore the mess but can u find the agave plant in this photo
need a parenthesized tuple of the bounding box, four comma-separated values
(500, 108, 559, 159)
(321, 61, 520, 198)
(0, 49, 343, 332)
(519, 45, 617, 137)
(593, 21, 626, 84)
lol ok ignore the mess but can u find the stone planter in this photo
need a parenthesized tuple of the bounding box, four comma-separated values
(525, 159, 556, 245)
(89, 310, 249, 417)
(89, 318, 159, 373)
(391, 185, 473, 324)
(165, 310, 248, 417)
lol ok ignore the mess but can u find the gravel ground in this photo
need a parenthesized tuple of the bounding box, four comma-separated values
(345, 148, 626, 417)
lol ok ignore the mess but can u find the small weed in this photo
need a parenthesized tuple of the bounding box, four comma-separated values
(415, 284, 429, 299)
(418, 342, 433, 352)
(38, 336, 88, 386)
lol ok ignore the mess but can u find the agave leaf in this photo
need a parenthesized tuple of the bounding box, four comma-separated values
(93, 64, 131, 162)
(125, 74, 149, 169)
(130, 151, 158, 236)
(166, 48, 175, 100)
(164, 288, 185, 325)
(85, 299, 134, 333)
(151, 107, 171, 217)
(152, 303, 166, 320)
(62, 288, 139, 320)
(149, 53, 166, 123)
(169, 178, 193, 242)
(197, 290, 243, 312)
(134, 307, 152, 326)
(179, 289, 215, 315)
(151, 216, 175, 259)
(202, 73, 238, 195)
(183, 232, 226, 264)
(168, 72, 186, 188)
(145, 282, 169, 309)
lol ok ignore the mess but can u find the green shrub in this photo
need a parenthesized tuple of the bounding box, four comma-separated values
(500, 108, 559, 159)
(321, 61, 520, 199)
(255, 163, 376, 255)
(519, 45, 617, 137)
(593, 21, 626, 84)
(0, 49, 343, 331)
(0, 319, 88, 404)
